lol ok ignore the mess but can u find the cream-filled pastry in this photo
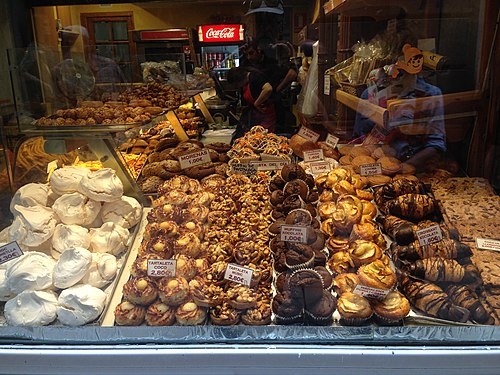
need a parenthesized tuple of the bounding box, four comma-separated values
(81, 253, 118, 288)
(89, 222, 129, 256)
(100, 196, 142, 229)
(52, 192, 101, 227)
(8, 205, 58, 248)
(6, 252, 55, 295)
(4, 290, 58, 326)
(49, 166, 91, 195)
(51, 224, 91, 259)
(79, 168, 123, 202)
(53, 247, 93, 289)
(10, 183, 49, 215)
(56, 284, 107, 326)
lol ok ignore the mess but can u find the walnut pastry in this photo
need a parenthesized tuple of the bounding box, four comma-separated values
(241, 300, 272, 325)
(145, 300, 176, 326)
(158, 276, 190, 306)
(188, 277, 224, 307)
(114, 301, 146, 326)
(203, 261, 228, 287)
(206, 242, 233, 264)
(226, 285, 257, 310)
(210, 301, 241, 326)
(122, 277, 158, 306)
(233, 241, 262, 266)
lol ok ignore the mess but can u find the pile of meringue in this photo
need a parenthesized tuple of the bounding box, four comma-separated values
(0, 166, 142, 326)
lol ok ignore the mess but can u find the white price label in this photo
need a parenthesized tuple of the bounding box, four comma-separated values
(476, 238, 500, 252)
(280, 225, 308, 243)
(416, 224, 443, 246)
(353, 284, 390, 300)
(253, 160, 289, 171)
(224, 263, 253, 287)
(324, 74, 331, 95)
(360, 163, 382, 176)
(147, 259, 177, 278)
(303, 149, 324, 162)
(0, 241, 23, 265)
(297, 126, 320, 143)
(178, 149, 212, 169)
(231, 163, 257, 176)
(325, 134, 339, 149)
(310, 161, 331, 175)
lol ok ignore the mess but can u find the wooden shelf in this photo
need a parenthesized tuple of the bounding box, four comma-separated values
(324, 0, 419, 19)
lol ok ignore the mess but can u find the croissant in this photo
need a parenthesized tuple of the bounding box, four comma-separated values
(377, 215, 414, 241)
(392, 239, 472, 262)
(446, 285, 494, 325)
(374, 179, 426, 207)
(400, 273, 470, 322)
(385, 194, 437, 221)
(407, 257, 465, 283)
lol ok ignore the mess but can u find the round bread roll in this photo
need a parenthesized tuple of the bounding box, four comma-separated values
(289, 134, 317, 159)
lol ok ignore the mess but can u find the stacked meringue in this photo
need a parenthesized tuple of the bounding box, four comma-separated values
(2, 166, 142, 326)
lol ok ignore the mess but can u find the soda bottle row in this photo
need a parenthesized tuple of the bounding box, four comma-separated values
(203, 52, 238, 70)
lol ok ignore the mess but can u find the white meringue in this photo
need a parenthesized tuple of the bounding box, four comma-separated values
(51, 224, 91, 259)
(9, 183, 49, 215)
(6, 252, 55, 295)
(4, 290, 58, 326)
(100, 196, 142, 229)
(57, 284, 107, 326)
(0, 268, 15, 301)
(81, 253, 117, 288)
(8, 205, 58, 247)
(89, 222, 129, 256)
(52, 192, 101, 226)
(52, 247, 93, 289)
(79, 168, 123, 202)
(49, 166, 90, 195)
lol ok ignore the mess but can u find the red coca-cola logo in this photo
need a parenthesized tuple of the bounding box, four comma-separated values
(205, 27, 236, 40)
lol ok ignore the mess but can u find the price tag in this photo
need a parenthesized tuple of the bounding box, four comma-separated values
(416, 224, 443, 246)
(260, 153, 286, 161)
(353, 284, 390, 300)
(178, 149, 211, 169)
(324, 74, 331, 95)
(253, 160, 289, 171)
(224, 263, 253, 287)
(303, 149, 324, 162)
(476, 238, 500, 252)
(325, 134, 339, 149)
(297, 126, 320, 143)
(310, 161, 331, 175)
(0, 241, 23, 265)
(360, 163, 382, 176)
(147, 259, 177, 278)
(280, 225, 308, 243)
(231, 162, 257, 176)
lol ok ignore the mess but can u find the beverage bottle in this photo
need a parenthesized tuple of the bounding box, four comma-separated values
(423, 51, 449, 70)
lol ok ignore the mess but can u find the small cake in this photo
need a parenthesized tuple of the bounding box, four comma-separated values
(271, 291, 303, 324)
(57, 284, 107, 326)
(52, 192, 101, 227)
(158, 277, 190, 306)
(305, 290, 337, 325)
(173, 232, 201, 258)
(122, 277, 158, 306)
(337, 291, 373, 325)
(371, 290, 411, 324)
(52, 247, 93, 289)
(4, 290, 58, 326)
(284, 243, 315, 270)
(357, 259, 397, 290)
(79, 168, 123, 202)
(314, 266, 333, 290)
(210, 301, 241, 325)
(348, 240, 383, 267)
(51, 224, 90, 259)
(333, 273, 360, 295)
(49, 166, 90, 195)
(327, 251, 355, 275)
(114, 300, 146, 326)
(283, 179, 309, 200)
(100, 196, 142, 229)
(288, 269, 324, 308)
(280, 163, 307, 182)
(175, 300, 207, 325)
(173, 254, 197, 281)
(145, 300, 176, 326)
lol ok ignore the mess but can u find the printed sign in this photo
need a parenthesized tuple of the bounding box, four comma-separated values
(178, 149, 212, 169)
(147, 259, 176, 278)
(231, 162, 257, 176)
(297, 126, 320, 143)
(416, 224, 443, 246)
(303, 149, 324, 163)
(360, 163, 382, 176)
(476, 238, 500, 252)
(253, 160, 289, 171)
(224, 263, 253, 287)
(280, 225, 308, 243)
(325, 134, 339, 149)
(353, 284, 390, 300)
(198, 24, 245, 43)
(0, 241, 24, 265)
(310, 161, 331, 175)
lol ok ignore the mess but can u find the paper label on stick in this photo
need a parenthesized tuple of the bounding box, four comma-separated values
(353, 284, 390, 300)
(360, 163, 382, 176)
(224, 263, 253, 287)
(303, 149, 324, 162)
(297, 126, 320, 142)
(147, 259, 176, 278)
(476, 238, 500, 252)
(280, 225, 308, 243)
(178, 149, 212, 169)
(416, 224, 443, 246)
(325, 134, 339, 149)
(231, 162, 257, 176)
(0, 241, 23, 265)
(253, 160, 289, 171)
(310, 161, 331, 175)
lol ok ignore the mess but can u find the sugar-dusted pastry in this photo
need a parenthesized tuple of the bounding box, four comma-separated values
(57, 284, 107, 326)
(6, 252, 55, 295)
(357, 259, 397, 290)
(52, 192, 101, 226)
(81, 253, 117, 288)
(101, 196, 142, 229)
(145, 300, 176, 326)
(10, 183, 49, 215)
(49, 166, 90, 195)
(122, 277, 158, 306)
(52, 247, 93, 289)
(89, 222, 129, 256)
(158, 276, 190, 306)
(175, 300, 207, 325)
(51, 224, 90, 259)
(114, 300, 146, 326)
(8, 205, 58, 248)
(79, 168, 123, 202)
(4, 290, 58, 326)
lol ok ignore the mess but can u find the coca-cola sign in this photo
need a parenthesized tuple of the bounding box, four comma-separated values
(198, 24, 245, 43)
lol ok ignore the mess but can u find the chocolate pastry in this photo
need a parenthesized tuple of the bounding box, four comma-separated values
(205, 142, 231, 153)
(288, 269, 324, 308)
(282, 194, 305, 213)
(210, 301, 241, 325)
(314, 266, 333, 289)
(184, 163, 216, 180)
(280, 163, 307, 182)
(270, 190, 285, 206)
(283, 179, 309, 200)
(207, 148, 220, 162)
(305, 290, 337, 325)
(285, 208, 312, 226)
(272, 291, 303, 324)
(284, 243, 315, 270)
(269, 174, 286, 192)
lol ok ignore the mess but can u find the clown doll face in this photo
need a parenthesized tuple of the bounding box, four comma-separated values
(406, 54, 424, 74)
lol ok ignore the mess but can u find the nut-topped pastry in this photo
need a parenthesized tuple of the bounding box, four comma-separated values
(226, 285, 257, 310)
(175, 300, 207, 325)
(357, 259, 397, 290)
(189, 278, 224, 307)
(114, 301, 146, 326)
(145, 300, 176, 326)
(241, 300, 272, 325)
(158, 276, 190, 306)
(233, 241, 262, 266)
(122, 277, 158, 306)
(210, 301, 241, 325)
(203, 261, 228, 286)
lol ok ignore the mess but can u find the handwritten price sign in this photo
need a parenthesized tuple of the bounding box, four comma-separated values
(353, 284, 390, 300)
(416, 224, 443, 246)
(147, 259, 176, 278)
(0, 241, 23, 265)
(231, 162, 257, 176)
(297, 126, 320, 142)
(476, 238, 500, 252)
(325, 134, 339, 149)
(178, 149, 212, 169)
(360, 163, 382, 176)
(303, 149, 324, 162)
(280, 225, 308, 243)
(224, 263, 253, 287)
